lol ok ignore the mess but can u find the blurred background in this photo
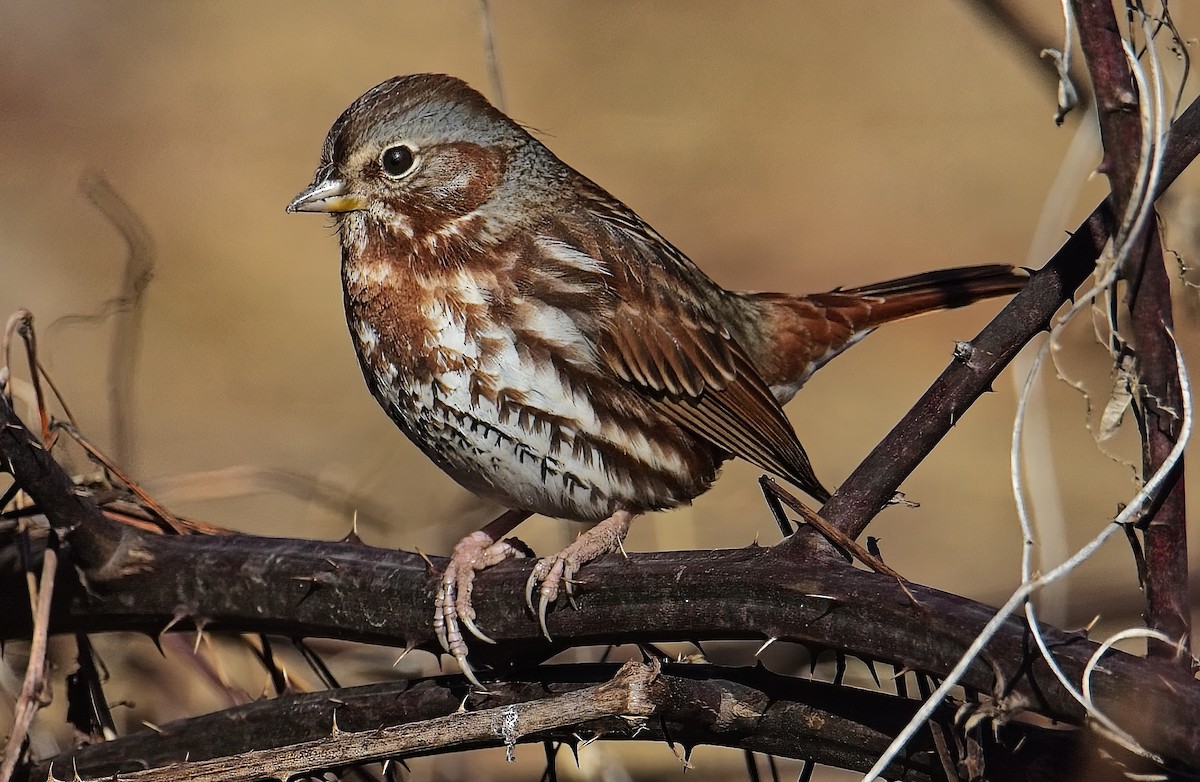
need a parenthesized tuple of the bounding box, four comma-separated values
(2, 2, 1198, 779)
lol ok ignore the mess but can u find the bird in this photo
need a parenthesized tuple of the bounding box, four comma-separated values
(287, 73, 1028, 685)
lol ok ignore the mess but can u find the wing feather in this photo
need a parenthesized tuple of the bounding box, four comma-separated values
(554, 190, 830, 502)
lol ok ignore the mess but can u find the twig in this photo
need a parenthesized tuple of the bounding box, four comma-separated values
(2, 311, 50, 446)
(0, 546, 57, 782)
(63, 660, 664, 782)
(4, 509, 1199, 768)
(42, 661, 1082, 782)
(146, 465, 395, 531)
(56, 173, 155, 469)
(32, 359, 80, 432)
(55, 422, 187, 535)
(761, 477, 914, 592)
(968, 0, 1087, 122)
(477, 0, 506, 113)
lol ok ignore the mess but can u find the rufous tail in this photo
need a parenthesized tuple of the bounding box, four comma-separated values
(830, 264, 1030, 325)
(746, 264, 1029, 399)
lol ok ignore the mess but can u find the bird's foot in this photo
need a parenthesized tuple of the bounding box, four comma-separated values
(434, 530, 527, 689)
(525, 510, 635, 640)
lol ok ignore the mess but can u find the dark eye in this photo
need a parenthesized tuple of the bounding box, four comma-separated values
(381, 145, 416, 177)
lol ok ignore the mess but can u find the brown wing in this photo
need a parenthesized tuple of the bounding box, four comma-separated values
(566, 188, 831, 502)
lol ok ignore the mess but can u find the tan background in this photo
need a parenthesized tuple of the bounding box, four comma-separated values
(2, 2, 1197, 778)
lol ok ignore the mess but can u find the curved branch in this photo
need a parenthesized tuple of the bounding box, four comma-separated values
(36, 662, 1086, 782)
(1, 516, 1197, 770)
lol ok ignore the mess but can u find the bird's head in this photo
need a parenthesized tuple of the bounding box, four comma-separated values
(287, 73, 537, 243)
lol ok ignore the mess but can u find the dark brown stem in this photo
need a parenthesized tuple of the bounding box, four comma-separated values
(788, 86, 1200, 548)
(35, 663, 1087, 782)
(1070, 0, 1190, 662)
(793, 208, 1111, 545)
(3, 524, 1198, 769)
(1131, 221, 1190, 659)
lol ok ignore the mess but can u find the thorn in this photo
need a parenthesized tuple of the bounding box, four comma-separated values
(293, 571, 338, 587)
(341, 509, 364, 544)
(146, 630, 166, 658)
(416, 547, 436, 571)
(754, 637, 778, 657)
(331, 707, 343, 735)
(566, 736, 583, 767)
(192, 619, 209, 655)
(392, 640, 416, 667)
(674, 743, 695, 770)
(158, 609, 189, 651)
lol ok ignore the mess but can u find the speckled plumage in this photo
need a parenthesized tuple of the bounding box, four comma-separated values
(288, 74, 1028, 683)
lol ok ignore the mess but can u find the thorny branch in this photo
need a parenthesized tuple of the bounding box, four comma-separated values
(786, 61, 1200, 556)
(37, 663, 1085, 782)
(2, 12, 1199, 779)
(0, 378, 1198, 775)
(1071, 0, 1191, 662)
(0, 544, 56, 782)
(49, 661, 665, 782)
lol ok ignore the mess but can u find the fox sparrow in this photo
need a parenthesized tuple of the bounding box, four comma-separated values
(288, 73, 1027, 684)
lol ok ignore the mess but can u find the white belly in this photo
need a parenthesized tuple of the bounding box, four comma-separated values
(352, 298, 682, 520)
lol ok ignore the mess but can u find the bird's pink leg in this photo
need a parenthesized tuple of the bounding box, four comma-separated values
(434, 508, 531, 688)
(525, 509, 636, 640)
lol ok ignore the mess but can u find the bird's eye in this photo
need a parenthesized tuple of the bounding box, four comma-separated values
(380, 145, 416, 178)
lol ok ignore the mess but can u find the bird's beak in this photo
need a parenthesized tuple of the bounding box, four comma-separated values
(286, 177, 367, 213)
